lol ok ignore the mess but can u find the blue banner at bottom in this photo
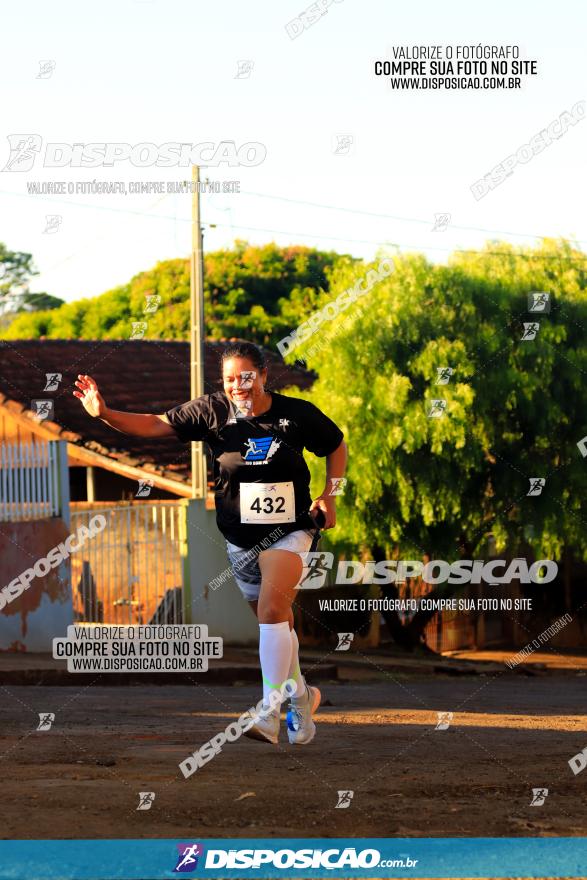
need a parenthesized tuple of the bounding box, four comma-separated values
(0, 838, 586, 879)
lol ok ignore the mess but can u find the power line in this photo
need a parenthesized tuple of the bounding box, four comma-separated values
(239, 189, 587, 248)
(0, 187, 393, 248)
(203, 219, 587, 264)
(4, 186, 587, 249)
(2, 189, 587, 266)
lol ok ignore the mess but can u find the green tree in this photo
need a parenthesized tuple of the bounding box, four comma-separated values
(19, 292, 63, 311)
(0, 291, 64, 332)
(1, 241, 349, 345)
(286, 240, 587, 648)
(204, 241, 349, 344)
(0, 243, 37, 301)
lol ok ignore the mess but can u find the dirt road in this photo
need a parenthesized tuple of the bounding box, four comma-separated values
(1, 672, 586, 841)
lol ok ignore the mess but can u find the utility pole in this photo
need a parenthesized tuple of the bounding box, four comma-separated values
(190, 164, 207, 499)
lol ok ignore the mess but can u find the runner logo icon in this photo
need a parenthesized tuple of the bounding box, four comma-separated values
(243, 436, 281, 462)
(530, 788, 549, 806)
(298, 552, 335, 589)
(174, 843, 204, 873)
(2, 134, 42, 171)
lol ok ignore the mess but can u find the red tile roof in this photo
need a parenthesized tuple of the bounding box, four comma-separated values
(0, 338, 314, 489)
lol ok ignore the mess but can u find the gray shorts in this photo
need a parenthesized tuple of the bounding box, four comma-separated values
(225, 529, 315, 601)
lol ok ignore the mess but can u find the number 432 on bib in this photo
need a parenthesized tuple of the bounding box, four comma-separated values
(240, 481, 296, 523)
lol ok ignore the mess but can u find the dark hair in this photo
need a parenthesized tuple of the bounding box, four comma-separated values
(220, 341, 267, 372)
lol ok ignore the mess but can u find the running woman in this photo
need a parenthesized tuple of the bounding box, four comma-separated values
(73, 341, 347, 745)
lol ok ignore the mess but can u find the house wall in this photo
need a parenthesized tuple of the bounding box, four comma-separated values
(0, 411, 37, 445)
(0, 517, 74, 652)
(184, 500, 259, 645)
(68, 466, 178, 502)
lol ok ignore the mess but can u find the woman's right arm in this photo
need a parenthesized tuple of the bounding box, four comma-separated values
(73, 374, 176, 439)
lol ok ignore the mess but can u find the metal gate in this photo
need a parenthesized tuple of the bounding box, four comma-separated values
(70, 502, 184, 625)
(0, 439, 67, 522)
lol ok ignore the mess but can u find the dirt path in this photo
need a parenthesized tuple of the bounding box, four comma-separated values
(1, 675, 586, 840)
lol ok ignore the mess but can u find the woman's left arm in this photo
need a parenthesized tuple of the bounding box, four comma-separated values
(310, 439, 348, 529)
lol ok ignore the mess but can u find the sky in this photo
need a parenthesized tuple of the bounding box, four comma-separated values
(1, 0, 586, 302)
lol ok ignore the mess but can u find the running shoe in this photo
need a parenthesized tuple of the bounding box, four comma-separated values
(286, 684, 321, 745)
(243, 706, 280, 744)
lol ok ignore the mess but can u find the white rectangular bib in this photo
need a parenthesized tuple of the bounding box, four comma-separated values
(240, 481, 296, 523)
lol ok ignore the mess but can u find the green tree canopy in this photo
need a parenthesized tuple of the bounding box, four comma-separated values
(0, 243, 37, 301)
(1, 241, 350, 345)
(0, 243, 64, 331)
(289, 239, 587, 566)
(284, 238, 587, 647)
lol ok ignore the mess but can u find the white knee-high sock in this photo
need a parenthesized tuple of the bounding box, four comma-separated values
(288, 628, 306, 698)
(259, 621, 292, 706)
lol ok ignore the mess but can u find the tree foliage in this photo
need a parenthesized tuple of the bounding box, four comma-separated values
(288, 239, 587, 568)
(0, 243, 37, 301)
(1, 240, 350, 345)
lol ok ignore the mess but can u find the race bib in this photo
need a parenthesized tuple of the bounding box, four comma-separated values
(240, 481, 296, 523)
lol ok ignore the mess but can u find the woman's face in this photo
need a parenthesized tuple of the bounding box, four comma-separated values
(222, 357, 267, 411)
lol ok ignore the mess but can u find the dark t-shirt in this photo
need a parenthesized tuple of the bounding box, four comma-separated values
(165, 391, 344, 549)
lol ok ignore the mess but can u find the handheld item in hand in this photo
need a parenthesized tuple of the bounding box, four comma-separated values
(309, 508, 326, 552)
